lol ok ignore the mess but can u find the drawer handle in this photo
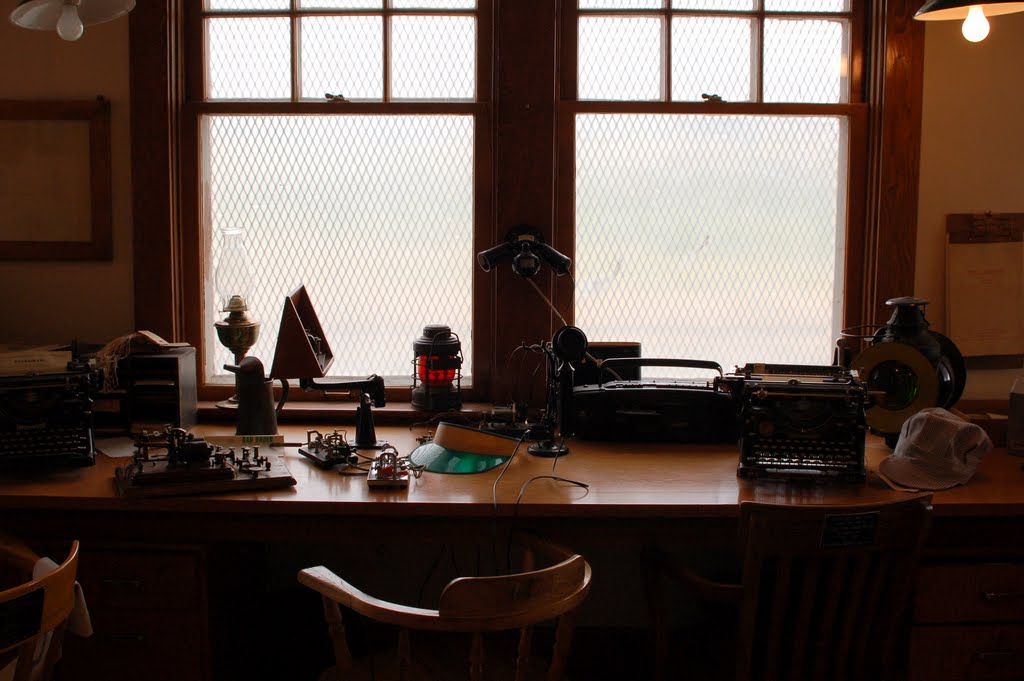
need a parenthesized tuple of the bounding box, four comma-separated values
(973, 651, 1017, 663)
(982, 591, 1024, 601)
(108, 633, 146, 642)
(101, 577, 143, 589)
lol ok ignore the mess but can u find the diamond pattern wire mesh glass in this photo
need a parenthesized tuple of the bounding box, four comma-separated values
(575, 114, 846, 376)
(672, 0, 756, 9)
(207, 0, 289, 10)
(202, 115, 474, 384)
(392, 16, 476, 100)
(207, 18, 291, 100)
(579, 0, 666, 8)
(392, 1, 477, 8)
(764, 19, 847, 103)
(300, 16, 384, 100)
(671, 17, 755, 102)
(765, 0, 848, 11)
(299, 1, 382, 8)
(578, 17, 664, 101)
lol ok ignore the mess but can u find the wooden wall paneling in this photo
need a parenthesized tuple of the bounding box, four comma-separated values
(490, 0, 560, 406)
(862, 0, 925, 328)
(129, 0, 186, 341)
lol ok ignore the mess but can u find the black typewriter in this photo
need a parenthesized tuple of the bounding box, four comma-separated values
(717, 363, 868, 482)
(0, 359, 97, 467)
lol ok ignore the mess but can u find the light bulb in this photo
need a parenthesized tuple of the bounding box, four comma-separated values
(56, 3, 84, 41)
(961, 5, 990, 42)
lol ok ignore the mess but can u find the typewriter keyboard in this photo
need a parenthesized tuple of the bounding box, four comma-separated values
(740, 438, 865, 481)
(0, 427, 94, 464)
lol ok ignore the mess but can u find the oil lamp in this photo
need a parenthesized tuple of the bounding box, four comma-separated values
(215, 294, 260, 408)
(411, 325, 463, 412)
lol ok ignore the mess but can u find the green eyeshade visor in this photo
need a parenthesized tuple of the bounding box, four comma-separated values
(409, 422, 518, 474)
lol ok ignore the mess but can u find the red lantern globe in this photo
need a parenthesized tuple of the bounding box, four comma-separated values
(411, 325, 463, 412)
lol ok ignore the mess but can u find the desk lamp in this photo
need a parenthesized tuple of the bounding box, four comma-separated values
(269, 286, 388, 449)
(10, 0, 135, 41)
(915, 0, 1024, 41)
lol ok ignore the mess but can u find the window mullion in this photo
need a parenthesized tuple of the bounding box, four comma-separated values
(663, 2, 671, 102)
(291, 0, 300, 103)
(383, 2, 392, 102)
(756, 0, 765, 102)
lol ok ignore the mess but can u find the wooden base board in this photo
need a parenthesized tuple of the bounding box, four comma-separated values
(114, 453, 296, 498)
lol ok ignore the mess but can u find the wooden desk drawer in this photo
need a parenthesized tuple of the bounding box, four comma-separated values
(60, 609, 205, 681)
(77, 548, 202, 611)
(915, 564, 1024, 623)
(910, 626, 1024, 681)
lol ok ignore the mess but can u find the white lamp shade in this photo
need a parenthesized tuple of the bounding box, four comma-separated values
(10, 0, 135, 30)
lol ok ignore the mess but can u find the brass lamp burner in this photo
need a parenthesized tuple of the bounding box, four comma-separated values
(215, 295, 260, 407)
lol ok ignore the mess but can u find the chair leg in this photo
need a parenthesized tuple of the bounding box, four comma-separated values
(643, 547, 669, 681)
(515, 625, 534, 681)
(470, 631, 485, 681)
(547, 608, 580, 681)
(398, 627, 412, 681)
(321, 597, 353, 673)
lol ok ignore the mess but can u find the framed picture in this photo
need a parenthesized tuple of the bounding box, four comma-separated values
(0, 98, 112, 261)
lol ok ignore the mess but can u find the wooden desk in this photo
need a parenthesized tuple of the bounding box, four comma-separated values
(2, 424, 1022, 518)
(2, 426, 1023, 681)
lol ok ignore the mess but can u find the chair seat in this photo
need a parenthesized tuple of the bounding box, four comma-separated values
(318, 629, 559, 681)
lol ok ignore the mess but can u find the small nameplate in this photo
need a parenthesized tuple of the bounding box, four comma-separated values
(821, 511, 878, 548)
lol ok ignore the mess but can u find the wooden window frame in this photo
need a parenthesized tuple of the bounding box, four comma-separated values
(129, 0, 923, 408)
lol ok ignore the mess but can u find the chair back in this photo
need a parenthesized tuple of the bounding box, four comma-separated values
(299, 532, 592, 681)
(0, 538, 80, 681)
(735, 496, 932, 681)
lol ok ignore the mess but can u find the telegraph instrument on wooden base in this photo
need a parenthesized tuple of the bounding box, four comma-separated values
(114, 426, 295, 497)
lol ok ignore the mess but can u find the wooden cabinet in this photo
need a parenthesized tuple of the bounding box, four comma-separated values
(59, 545, 209, 681)
(910, 562, 1024, 681)
(93, 348, 198, 435)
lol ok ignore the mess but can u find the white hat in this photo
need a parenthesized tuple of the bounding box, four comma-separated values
(879, 408, 992, 490)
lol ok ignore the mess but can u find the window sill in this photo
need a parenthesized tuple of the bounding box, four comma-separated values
(198, 400, 492, 427)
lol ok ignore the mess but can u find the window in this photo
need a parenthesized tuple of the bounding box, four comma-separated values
(131, 0, 923, 406)
(193, 0, 487, 389)
(561, 0, 861, 374)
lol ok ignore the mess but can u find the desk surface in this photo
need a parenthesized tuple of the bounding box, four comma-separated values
(1, 424, 1022, 519)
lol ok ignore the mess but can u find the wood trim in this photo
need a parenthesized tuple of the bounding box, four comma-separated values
(472, 1, 496, 399)
(490, 0, 561, 406)
(861, 0, 925, 329)
(130, 0, 186, 340)
(0, 98, 112, 262)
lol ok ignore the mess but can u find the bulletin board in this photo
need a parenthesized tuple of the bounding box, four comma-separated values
(946, 213, 1024, 368)
(0, 98, 112, 261)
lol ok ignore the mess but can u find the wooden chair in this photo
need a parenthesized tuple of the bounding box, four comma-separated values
(298, 532, 592, 681)
(0, 536, 80, 681)
(648, 496, 933, 681)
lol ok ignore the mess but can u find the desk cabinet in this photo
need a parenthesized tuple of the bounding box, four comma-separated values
(59, 545, 209, 681)
(910, 562, 1024, 681)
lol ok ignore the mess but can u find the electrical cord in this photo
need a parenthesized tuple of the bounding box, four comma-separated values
(491, 432, 528, 514)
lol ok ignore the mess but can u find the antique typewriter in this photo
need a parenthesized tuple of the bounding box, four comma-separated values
(0, 358, 98, 467)
(717, 363, 868, 482)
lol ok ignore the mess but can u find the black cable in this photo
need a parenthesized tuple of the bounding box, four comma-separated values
(491, 432, 528, 514)
(416, 543, 446, 608)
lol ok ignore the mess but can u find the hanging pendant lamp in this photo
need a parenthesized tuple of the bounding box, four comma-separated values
(10, 0, 136, 41)
(915, 0, 1024, 42)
